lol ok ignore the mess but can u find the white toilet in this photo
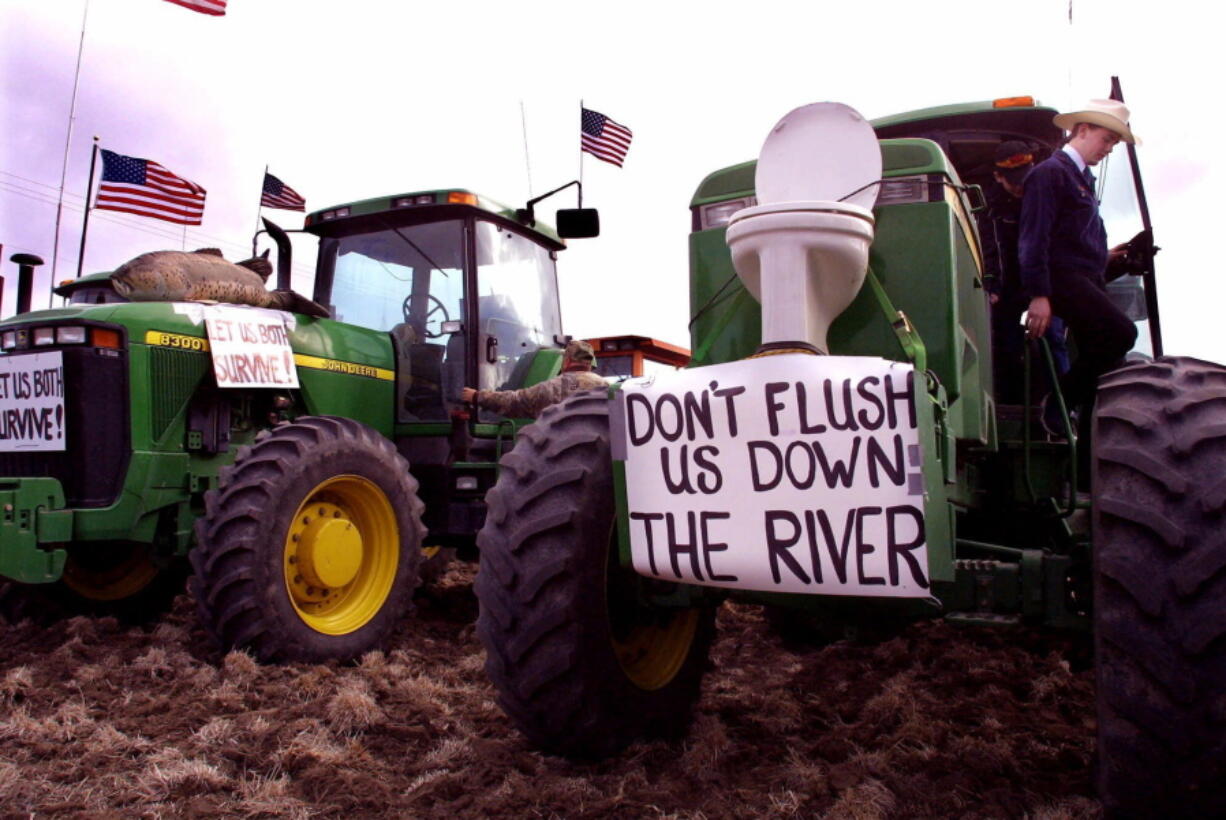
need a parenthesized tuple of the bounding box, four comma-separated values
(725, 102, 881, 354)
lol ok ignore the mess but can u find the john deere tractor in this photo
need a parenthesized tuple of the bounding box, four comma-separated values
(0, 185, 597, 663)
(473, 88, 1225, 816)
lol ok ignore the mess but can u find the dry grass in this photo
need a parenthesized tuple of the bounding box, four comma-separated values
(324, 678, 385, 734)
(0, 564, 1100, 818)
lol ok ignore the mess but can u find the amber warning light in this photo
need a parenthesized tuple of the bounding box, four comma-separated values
(993, 96, 1036, 109)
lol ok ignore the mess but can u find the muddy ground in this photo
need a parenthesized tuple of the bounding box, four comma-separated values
(0, 562, 1100, 819)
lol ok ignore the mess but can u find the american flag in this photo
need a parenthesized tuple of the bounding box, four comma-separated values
(581, 108, 633, 168)
(96, 150, 207, 225)
(164, 0, 227, 15)
(261, 172, 306, 211)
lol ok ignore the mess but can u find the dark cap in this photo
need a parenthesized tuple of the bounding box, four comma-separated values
(564, 339, 595, 366)
(994, 140, 1035, 187)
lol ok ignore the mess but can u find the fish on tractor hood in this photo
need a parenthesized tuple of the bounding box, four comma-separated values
(111, 248, 330, 318)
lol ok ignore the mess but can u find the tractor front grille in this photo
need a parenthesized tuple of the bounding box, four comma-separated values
(150, 346, 210, 442)
(0, 346, 130, 508)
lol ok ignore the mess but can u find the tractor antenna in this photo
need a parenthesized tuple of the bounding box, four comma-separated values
(520, 100, 534, 198)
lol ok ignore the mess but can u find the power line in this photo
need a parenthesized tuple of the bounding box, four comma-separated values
(2, 183, 264, 256)
(3, 175, 317, 280)
(0, 181, 65, 209)
(0, 170, 87, 199)
(0, 166, 291, 252)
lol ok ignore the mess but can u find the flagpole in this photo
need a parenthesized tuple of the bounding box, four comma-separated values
(49, 0, 91, 307)
(520, 101, 533, 198)
(74, 136, 100, 279)
(253, 164, 267, 255)
(578, 100, 585, 202)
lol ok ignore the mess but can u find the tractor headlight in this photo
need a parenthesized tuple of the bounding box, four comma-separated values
(32, 327, 56, 346)
(876, 176, 932, 207)
(1, 331, 16, 350)
(394, 194, 435, 207)
(56, 326, 87, 344)
(698, 197, 756, 231)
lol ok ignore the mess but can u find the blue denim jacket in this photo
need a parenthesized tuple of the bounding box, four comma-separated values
(1017, 150, 1107, 299)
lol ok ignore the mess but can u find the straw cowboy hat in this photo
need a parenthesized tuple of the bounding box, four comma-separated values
(1053, 99, 1140, 145)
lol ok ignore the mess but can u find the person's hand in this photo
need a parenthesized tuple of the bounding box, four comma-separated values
(460, 387, 477, 403)
(1109, 242, 1130, 263)
(989, 292, 1000, 306)
(1025, 296, 1052, 339)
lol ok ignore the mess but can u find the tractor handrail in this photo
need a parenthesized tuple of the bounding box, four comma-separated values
(1022, 337, 1078, 517)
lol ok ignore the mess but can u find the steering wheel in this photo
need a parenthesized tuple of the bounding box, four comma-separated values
(401, 294, 451, 339)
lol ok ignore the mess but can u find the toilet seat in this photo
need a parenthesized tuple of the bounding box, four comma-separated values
(754, 102, 882, 210)
(728, 200, 874, 226)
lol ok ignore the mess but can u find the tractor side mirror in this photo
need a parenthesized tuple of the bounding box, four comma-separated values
(556, 208, 600, 239)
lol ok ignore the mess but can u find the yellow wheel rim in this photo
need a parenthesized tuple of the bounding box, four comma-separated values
(612, 607, 700, 691)
(606, 529, 700, 691)
(283, 475, 399, 635)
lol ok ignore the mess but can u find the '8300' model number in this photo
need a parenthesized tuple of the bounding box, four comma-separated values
(145, 331, 210, 352)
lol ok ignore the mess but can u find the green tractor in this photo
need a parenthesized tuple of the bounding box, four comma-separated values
(0, 185, 596, 663)
(473, 92, 1225, 816)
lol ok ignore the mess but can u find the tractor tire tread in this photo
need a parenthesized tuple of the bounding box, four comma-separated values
(1092, 355, 1226, 816)
(191, 415, 424, 663)
(474, 392, 714, 758)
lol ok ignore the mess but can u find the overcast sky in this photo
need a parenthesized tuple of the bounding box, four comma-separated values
(2, 0, 1222, 361)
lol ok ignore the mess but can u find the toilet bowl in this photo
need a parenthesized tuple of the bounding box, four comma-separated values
(726, 202, 874, 353)
(724, 103, 881, 353)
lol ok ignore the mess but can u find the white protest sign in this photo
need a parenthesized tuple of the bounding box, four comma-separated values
(0, 351, 66, 452)
(204, 305, 299, 389)
(614, 355, 929, 597)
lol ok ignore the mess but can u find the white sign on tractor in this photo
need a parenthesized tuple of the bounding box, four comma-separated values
(204, 305, 299, 389)
(0, 351, 67, 453)
(614, 354, 929, 597)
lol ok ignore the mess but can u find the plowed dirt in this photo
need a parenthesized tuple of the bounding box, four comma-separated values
(0, 563, 1099, 818)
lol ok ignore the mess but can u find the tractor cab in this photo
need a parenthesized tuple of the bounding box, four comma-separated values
(305, 190, 569, 425)
(293, 188, 591, 549)
(689, 94, 1158, 446)
(585, 335, 690, 381)
(52, 271, 128, 305)
(873, 95, 1157, 360)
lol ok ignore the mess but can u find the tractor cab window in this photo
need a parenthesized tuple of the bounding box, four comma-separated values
(1097, 151, 1153, 358)
(474, 220, 563, 422)
(327, 219, 467, 421)
(66, 283, 127, 305)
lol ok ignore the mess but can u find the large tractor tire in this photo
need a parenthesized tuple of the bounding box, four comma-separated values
(190, 416, 425, 663)
(475, 391, 716, 758)
(1092, 356, 1226, 816)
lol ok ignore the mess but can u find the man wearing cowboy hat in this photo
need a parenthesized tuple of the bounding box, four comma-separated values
(1018, 98, 1140, 434)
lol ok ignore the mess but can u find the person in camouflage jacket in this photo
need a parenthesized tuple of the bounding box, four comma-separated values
(460, 339, 606, 419)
